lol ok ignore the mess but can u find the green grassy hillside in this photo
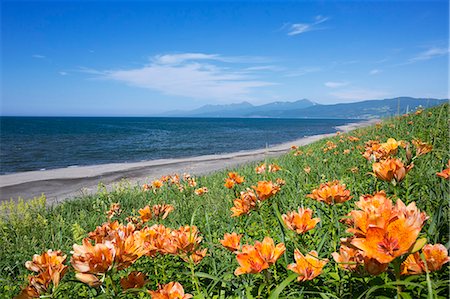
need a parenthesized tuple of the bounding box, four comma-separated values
(1, 104, 448, 298)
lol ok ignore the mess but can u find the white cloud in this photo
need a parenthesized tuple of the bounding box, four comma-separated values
(369, 69, 382, 75)
(330, 88, 389, 101)
(153, 53, 221, 65)
(324, 81, 349, 88)
(409, 47, 449, 63)
(59, 71, 68, 76)
(284, 67, 321, 77)
(287, 15, 329, 36)
(243, 65, 283, 72)
(89, 53, 276, 101)
(32, 54, 45, 59)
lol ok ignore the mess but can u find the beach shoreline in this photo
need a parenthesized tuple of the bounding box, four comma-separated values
(0, 119, 378, 204)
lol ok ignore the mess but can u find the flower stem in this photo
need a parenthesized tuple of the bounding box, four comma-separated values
(189, 258, 203, 298)
(393, 259, 402, 297)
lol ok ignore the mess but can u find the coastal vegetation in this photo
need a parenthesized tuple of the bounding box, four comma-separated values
(1, 104, 449, 298)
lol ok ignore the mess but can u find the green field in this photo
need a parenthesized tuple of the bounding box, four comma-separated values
(1, 104, 449, 298)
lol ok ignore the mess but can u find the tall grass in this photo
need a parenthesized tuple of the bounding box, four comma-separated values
(1, 104, 448, 298)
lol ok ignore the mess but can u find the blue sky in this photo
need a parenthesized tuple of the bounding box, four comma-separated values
(1, 0, 448, 116)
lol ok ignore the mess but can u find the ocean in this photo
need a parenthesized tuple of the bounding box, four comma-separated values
(0, 117, 357, 174)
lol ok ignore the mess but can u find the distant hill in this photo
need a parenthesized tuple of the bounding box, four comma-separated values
(165, 99, 316, 117)
(279, 97, 447, 119)
(163, 97, 447, 119)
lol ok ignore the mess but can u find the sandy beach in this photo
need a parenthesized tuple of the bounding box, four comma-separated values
(0, 120, 377, 204)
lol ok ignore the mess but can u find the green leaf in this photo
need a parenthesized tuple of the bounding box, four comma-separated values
(268, 273, 298, 299)
(328, 272, 340, 281)
(194, 272, 220, 281)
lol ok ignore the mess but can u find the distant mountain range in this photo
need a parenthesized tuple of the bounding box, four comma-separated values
(163, 97, 447, 119)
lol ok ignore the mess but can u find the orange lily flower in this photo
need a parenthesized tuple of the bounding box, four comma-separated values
(152, 204, 174, 220)
(306, 180, 352, 205)
(16, 282, 42, 299)
(372, 158, 413, 184)
(106, 203, 121, 219)
(120, 271, 148, 290)
(230, 189, 258, 217)
(401, 244, 450, 275)
(332, 244, 364, 272)
(19, 271, 52, 298)
(323, 141, 337, 153)
(350, 198, 427, 264)
(111, 230, 148, 270)
(293, 150, 303, 156)
(234, 245, 269, 275)
(234, 237, 285, 275)
(224, 172, 244, 188)
(282, 207, 320, 234)
(230, 197, 253, 217)
(172, 225, 203, 254)
(139, 205, 152, 223)
(88, 221, 122, 243)
(380, 138, 401, 156)
(19, 250, 68, 298)
(436, 168, 450, 179)
(254, 237, 286, 265)
(75, 273, 102, 287)
(400, 252, 424, 275)
(187, 177, 197, 188)
(422, 244, 450, 271)
(220, 232, 242, 252)
(348, 136, 360, 142)
(182, 248, 208, 265)
(253, 180, 280, 201)
(142, 184, 151, 191)
(140, 224, 177, 256)
(255, 163, 266, 174)
(268, 163, 281, 173)
(148, 281, 193, 299)
(224, 178, 235, 189)
(347, 191, 393, 237)
(71, 238, 114, 277)
(412, 139, 432, 156)
(436, 161, 450, 179)
(276, 178, 286, 186)
(287, 249, 328, 281)
(152, 180, 164, 189)
(25, 250, 68, 288)
(194, 187, 208, 196)
(362, 140, 385, 161)
(228, 172, 245, 184)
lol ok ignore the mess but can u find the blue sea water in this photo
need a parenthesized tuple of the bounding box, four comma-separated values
(0, 117, 357, 174)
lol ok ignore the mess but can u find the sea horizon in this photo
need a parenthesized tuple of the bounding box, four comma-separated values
(0, 116, 360, 174)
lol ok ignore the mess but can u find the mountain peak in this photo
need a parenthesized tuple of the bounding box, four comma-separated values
(161, 97, 446, 118)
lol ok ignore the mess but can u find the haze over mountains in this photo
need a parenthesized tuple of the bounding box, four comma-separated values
(163, 97, 447, 119)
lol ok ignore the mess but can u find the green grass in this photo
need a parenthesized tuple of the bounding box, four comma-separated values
(1, 104, 449, 298)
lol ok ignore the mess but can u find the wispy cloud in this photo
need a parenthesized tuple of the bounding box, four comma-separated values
(330, 88, 389, 102)
(287, 15, 329, 36)
(87, 53, 276, 101)
(59, 71, 68, 76)
(409, 47, 449, 63)
(324, 81, 349, 88)
(369, 69, 382, 75)
(32, 54, 46, 59)
(284, 67, 321, 77)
